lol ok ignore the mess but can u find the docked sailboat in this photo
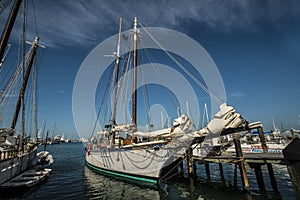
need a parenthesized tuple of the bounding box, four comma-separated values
(0, 0, 53, 188)
(85, 17, 248, 184)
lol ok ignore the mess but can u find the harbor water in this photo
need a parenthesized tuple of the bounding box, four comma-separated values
(3, 143, 296, 199)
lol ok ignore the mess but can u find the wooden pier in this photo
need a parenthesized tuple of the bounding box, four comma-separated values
(186, 128, 294, 194)
(193, 152, 285, 165)
(192, 152, 285, 191)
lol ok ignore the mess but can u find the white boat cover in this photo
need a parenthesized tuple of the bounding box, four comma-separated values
(195, 103, 245, 136)
(112, 124, 136, 132)
(134, 128, 171, 138)
(133, 114, 192, 137)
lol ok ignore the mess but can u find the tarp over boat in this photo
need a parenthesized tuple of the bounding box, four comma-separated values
(133, 114, 192, 138)
(194, 103, 247, 136)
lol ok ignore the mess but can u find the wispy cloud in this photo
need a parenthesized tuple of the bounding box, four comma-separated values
(57, 90, 65, 94)
(2, 0, 300, 48)
(230, 91, 245, 97)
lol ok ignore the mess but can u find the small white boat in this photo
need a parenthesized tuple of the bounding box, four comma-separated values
(226, 142, 289, 153)
(0, 168, 52, 188)
(60, 134, 65, 142)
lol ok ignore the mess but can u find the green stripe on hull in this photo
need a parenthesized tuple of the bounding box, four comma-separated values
(85, 161, 158, 185)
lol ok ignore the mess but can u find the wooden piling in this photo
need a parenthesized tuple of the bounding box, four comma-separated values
(232, 133, 250, 191)
(179, 160, 184, 174)
(253, 164, 266, 190)
(267, 163, 278, 192)
(187, 147, 193, 174)
(219, 163, 225, 181)
(205, 162, 210, 180)
(193, 161, 197, 175)
(257, 127, 268, 153)
(234, 164, 238, 189)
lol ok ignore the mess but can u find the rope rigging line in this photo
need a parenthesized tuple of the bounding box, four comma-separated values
(139, 22, 224, 105)
(103, 68, 115, 126)
(117, 50, 132, 124)
(30, 0, 38, 35)
(142, 47, 180, 112)
(0, 50, 18, 87)
(0, 63, 22, 127)
(124, 53, 132, 123)
(0, 46, 32, 126)
(0, 0, 12, 15)
(138, 50, 152, 127)
(89, 64, 114, 139)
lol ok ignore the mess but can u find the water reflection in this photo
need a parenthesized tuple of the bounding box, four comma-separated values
(83, 165, 247, 200)
(84, 166, 160, 200)
(1, 143, 295, 199)
(83, 162, 292, 200)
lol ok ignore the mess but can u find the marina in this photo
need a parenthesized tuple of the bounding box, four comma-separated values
(1, 0, 300, 199)
(1, 142, 297, 199)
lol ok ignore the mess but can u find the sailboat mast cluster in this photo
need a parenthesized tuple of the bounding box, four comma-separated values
(85, 17, 249, 184)
(112, 16, 123, 126)
(0, 0, 53, 189)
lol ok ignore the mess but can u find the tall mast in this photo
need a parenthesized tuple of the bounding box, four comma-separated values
(132, 17, 138, 126)
(112, 16, 123, 125)
(10, 36, 39, 130)
(33, 50, 38, 140)
(0, 0, 23, 67)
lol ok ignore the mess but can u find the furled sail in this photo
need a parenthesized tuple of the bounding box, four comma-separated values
(195, 103, 247, 136)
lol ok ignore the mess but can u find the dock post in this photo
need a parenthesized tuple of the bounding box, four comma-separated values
(219, 163, 225, 181)
(234, 164, 238, 189)
(179, 161, 184, 173)
(187, 147, 193, 174)
(267, 163, 278, 192)
(193, 161, 197, 175)
(232, 133, 250, 191)
(205, 162, 210, 180)
(253, 164, 266, 191)
(257, 127, 268, 153)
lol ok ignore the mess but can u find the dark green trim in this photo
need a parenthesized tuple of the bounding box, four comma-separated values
(85, 161, 158, 185)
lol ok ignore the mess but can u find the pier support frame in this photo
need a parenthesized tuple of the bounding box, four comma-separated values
(232, 133, 249, 191)
(205, 162, 210, 180)
(257, 127, 268, 153)
(257, 126, 278, 192)
(267, 163, 278, 192)
(219, 163, 225, 181)
(253, 164, 266, 191)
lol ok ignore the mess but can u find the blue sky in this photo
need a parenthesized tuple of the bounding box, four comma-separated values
(1, 0, 300, 138)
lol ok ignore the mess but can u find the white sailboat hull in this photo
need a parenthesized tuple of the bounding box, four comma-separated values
(0, 147, 38, 185)
(86, 139, 193, 182)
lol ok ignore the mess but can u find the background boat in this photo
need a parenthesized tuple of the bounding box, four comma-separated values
(0, 0, 53, 188)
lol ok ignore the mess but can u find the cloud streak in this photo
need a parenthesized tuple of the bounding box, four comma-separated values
(230, 91, 245, 97)
(2, 0, 300, 48)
